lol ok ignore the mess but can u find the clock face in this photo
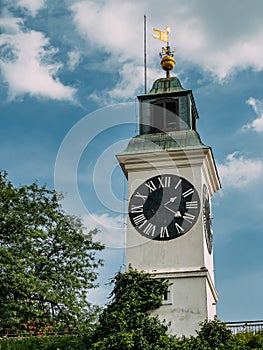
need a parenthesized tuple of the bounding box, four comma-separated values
(128, 174, 200, 241)
(203, 184, 213, 254)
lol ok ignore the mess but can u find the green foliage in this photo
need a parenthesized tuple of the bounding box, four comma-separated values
(1, 325, 262, 350)
(0, 335, 85, 350)
(1, 172, 263, 349)
(0, 171, 104, 335)
(187, 318, 235, 349)
(109, 266, 168, 312)
(90, 268, 175, 350)
(87, 266, 263, 350)
(173, 320, 263, 350)
(234, 330, 263, 349)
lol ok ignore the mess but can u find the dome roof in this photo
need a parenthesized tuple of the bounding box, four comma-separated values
(149, 76, 185, 94)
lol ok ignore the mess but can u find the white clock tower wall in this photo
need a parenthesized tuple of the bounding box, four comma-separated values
(151, 275, 215, 337)
(122, 149, 219, 272)
(117, 49, 221, 336)
(117, 145, 220, 336)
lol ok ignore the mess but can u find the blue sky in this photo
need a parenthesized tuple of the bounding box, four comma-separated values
(1, 0, 263, 322)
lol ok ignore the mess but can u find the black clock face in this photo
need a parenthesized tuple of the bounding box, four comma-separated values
(128, 174, 200, 241)
(203, 184, 213, 254)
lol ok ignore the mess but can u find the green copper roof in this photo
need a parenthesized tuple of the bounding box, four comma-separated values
(149, 76, 185, 94)
(119, 130, 209, 155)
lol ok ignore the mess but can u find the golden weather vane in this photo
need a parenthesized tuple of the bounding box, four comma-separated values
(153, 26, 176, 78)
(153, 26, 170, 44)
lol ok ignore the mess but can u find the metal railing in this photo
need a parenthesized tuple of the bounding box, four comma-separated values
(226, 320, 263, 334)
(0, 330, 77, 338)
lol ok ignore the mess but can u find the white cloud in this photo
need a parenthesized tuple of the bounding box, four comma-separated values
(90, 62, 149, 103)
(218, 152, 263, 188)
(163, 0, 263, 80)
(70, 0, 263, 101)
(203, 34, 263, 80)
(243, 97, 263, 133)
(71, 0, 143, 62)
(0, 15, 76, 101)
(0, 12, 23, 33)
(83, 213, 125, 249)
(15, 0, 45, 16)
(82, 212, 127, 305)
(82, 213, 126, 305)
(108, 63, 143, 100)
(67, 51, 81, 71)
(71, 0, 147, 102)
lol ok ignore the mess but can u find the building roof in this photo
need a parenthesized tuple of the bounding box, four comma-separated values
(119, 130, 209, 155)
(149, 76, 186, 94)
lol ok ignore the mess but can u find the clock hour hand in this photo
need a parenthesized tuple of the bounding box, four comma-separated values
(163, 196, 177, 206)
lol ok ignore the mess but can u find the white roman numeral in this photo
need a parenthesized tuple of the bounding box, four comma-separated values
(133, 214, 147, 226)
(183, 213, 195, 224)
(143, 223, 156, 236)
(182, 188, 194, 197)
(186, 201, 198, 209)
(175, 223, 184, 234)
(145, 180, 157, 193)
(174, 179, 182, 190)
(130, 204, 143, 213)
(158, 176, 171, 188)
(135, 192, 147, 202)
(160, 226, 169, 238)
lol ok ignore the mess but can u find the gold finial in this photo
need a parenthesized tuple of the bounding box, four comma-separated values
(153, 26, 176, 78)
(161, 53, 175, 77)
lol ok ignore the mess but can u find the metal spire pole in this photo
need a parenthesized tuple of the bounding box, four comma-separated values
(144, 14, 147, 94)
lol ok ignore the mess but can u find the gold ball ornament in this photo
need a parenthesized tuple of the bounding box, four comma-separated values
(161, 55, 175, 72)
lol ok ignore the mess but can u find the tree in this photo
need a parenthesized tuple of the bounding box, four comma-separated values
(235, 330, 263, 349)
(88, 268, 263, 350)
(189, 318, 235, 349)
(174, 318, 263, 350)
(90, 267, 176, 350)
(0, 171, 104, 334)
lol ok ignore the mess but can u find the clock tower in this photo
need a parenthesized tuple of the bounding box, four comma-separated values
(117, 37, 220, 336)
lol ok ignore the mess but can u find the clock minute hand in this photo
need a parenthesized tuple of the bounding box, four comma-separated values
(163, 205, 182, 217)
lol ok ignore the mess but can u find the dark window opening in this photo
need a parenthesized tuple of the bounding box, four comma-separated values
(191, 106, 196, 131)
(151, 99, 179, 133)
(160, 278, 172, 304)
